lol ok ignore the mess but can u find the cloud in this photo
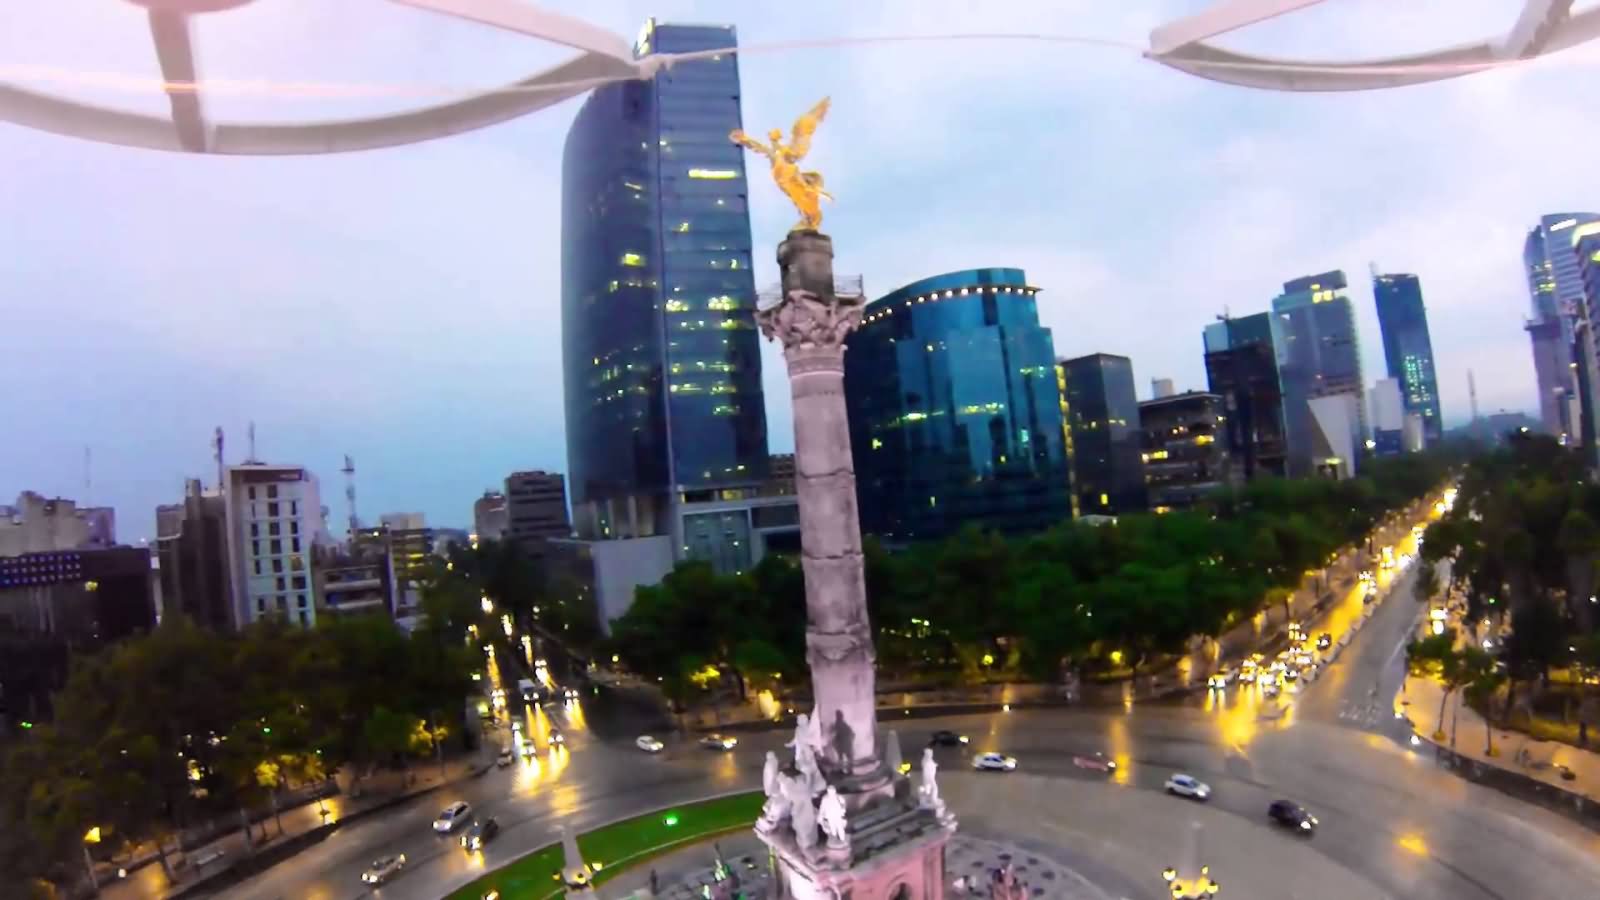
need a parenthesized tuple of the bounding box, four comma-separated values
(5, 0, 1600, 539)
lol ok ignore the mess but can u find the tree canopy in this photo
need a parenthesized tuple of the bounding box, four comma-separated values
(0, 613, 474, 891)
(608, 452, 1453, 692)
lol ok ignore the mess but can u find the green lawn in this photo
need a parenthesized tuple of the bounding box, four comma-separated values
(447, 791, 763, 900)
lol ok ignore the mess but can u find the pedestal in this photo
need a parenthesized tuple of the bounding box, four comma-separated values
(756, 229, 955, 900)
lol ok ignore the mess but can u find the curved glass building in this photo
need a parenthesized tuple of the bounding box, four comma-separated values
(844, 269, 1070, 542)
(561, 21, 768, 542)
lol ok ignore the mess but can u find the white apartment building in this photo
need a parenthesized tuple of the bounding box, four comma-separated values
(223, 464, 325, 628)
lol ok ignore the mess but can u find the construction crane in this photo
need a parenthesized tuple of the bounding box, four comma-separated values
(342, 454, 360, 538)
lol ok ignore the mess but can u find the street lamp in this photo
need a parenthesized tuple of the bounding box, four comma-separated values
(82, 826, 103, 892)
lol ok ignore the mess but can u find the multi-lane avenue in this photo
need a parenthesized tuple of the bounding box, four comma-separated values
(209, 515, 1600, 900)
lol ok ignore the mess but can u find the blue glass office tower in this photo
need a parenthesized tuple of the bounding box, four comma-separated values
(561, 21, 768, 541)
(1203, 312, 1288, 480)
(1524, 213, 1600, 444)
(1058, 353, 1146, 516)
(844, 269, 1070, 541)
(1270, 271, 1365, 478)
(1372, 272, 1442, 445)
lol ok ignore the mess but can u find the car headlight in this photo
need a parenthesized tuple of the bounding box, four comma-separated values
(1300, 821, 1312, 830)
(1107, 761, 1117, 769)
(959, 736, 969, 743)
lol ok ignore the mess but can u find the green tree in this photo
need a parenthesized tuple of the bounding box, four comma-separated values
(1463, 658, 1507, 756)
(1407, 631, 1467, 741)
(361, 706, 418, 767)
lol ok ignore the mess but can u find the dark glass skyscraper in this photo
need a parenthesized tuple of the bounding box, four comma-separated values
(1372, 272, 1442, 445)
(1203, 312, 1287, 480)
(1270, 271, 1365, 478)
(1058, 353, 1146, 516)
(844, 269, 1069, 541)
(561, 21, 767, 541)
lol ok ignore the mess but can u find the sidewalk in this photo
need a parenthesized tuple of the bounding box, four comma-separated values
(94, 754, 488, 900)
(1400, 674, 1600, 804)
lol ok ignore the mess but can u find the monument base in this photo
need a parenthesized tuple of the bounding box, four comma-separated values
(759, 779, 954, 900)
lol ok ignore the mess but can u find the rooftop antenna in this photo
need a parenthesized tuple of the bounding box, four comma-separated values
(83, 446, 91, 506)
(247, 421, 257, 463)
(1468, 370, 1480, 421)
(342, 454, 360, 537)
(213, 426, 225, 489)
(1369, 260, 1380, 279)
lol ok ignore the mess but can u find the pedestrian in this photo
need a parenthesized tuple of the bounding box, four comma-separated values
(650, 867, 660, 897)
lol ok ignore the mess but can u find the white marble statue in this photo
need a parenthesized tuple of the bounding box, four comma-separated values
(757, 750, 790, 831)
(919, 747, 942, 807)
(783, 772, 819, 852)
(788, 709, 825, 793)
(817, 786, 848, 848)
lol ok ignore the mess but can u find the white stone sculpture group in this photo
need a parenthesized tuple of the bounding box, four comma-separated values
(759, 710, 948, 855)
(759, 710, 831, 852)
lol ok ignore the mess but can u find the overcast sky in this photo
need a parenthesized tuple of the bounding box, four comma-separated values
(4, 1, 1598, 541)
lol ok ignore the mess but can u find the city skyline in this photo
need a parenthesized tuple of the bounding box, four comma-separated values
(5, 1, 1600, 540)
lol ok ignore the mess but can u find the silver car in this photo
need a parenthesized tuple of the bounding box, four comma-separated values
(361, 853, 406, 884)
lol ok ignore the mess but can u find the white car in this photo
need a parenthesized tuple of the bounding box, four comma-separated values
(361, 853, 406, 884)
(636, 735, 665, 753)
(972, 752, 1017, 772)
(1207, 673, 1228, 691)
(496, 747, 515, 767)
(1165, 773, 1210, 801)
(433, 801, 472, 833)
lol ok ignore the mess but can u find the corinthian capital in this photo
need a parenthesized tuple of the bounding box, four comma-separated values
(756, 289, 864, 350)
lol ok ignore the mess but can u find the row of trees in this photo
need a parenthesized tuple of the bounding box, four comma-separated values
(1406, 630, 1505, 752)
(0, 613, 476, 893)
(0, 535, 594, 896)
(426, 538, 602, 653)
(1418, 432, 1600, 737)
(608, 453, 1453, 697)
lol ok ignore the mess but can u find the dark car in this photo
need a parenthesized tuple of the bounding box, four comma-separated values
(461, 817, 500, 851)
(1071, 752, 1117, 773)
(1268, 800, 1317, 834)
(1316, 633, 1332, 650)
(929, 730, 969, 747)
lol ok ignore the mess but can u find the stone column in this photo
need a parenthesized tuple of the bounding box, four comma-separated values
(757, 230, 881, 788)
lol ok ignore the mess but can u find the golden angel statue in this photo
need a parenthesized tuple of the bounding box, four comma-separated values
(730, 97, 832, 232)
